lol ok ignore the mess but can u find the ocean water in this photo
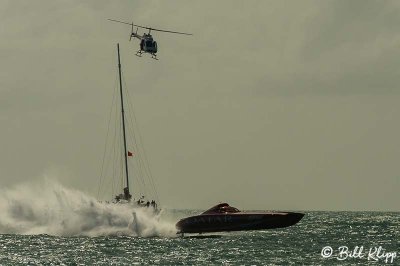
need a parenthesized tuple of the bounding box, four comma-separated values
(0, 182, 398, 265)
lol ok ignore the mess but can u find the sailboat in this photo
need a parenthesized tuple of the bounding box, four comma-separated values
(98, 43, 159, 210)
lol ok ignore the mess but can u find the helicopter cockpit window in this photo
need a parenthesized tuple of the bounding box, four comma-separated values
(146, 41, 154, 47)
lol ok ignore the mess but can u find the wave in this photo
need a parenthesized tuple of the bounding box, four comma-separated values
(0, 179, 177, 237)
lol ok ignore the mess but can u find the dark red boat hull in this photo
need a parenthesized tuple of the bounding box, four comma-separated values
(176, 212, 304, 234)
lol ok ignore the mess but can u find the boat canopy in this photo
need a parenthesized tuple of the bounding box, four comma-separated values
(202, 203, 240, 214)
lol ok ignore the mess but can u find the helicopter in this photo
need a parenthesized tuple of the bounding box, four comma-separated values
(108, 19, 192, 60)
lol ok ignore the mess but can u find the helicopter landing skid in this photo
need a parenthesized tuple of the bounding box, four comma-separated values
(135, 51, 158, 60)
(151, 54, 159, 60)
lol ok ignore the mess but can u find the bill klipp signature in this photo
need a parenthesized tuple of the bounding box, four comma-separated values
(321, 246, 397, 264)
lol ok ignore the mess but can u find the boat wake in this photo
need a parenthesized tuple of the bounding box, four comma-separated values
(0, 179, 176, 237)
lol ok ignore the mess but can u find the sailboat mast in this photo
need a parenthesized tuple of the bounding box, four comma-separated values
(117, 43, 130, 196)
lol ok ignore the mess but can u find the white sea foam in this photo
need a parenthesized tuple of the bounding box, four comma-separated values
(0, 179, 177, 237)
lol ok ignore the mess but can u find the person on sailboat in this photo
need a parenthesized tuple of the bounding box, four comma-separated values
(123, 187, 132, 201)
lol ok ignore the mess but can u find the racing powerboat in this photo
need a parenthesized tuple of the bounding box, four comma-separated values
(176, 203, 304, 234)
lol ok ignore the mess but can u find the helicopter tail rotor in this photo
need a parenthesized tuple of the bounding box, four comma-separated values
(129, 25, 139, 42)
(129, 23, 133, 41)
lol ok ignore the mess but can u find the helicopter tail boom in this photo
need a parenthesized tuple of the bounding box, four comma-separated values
(130, 31, 142, 41)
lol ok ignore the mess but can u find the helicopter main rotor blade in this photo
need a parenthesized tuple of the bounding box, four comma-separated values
(145, 27, 193, 35)
(108, 19, 133, 26)
(108, 19, 193, 36)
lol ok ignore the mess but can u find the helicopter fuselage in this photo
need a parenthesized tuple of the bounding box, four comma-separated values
(132, 32, 158, 57)
(140, 34, 158, 54)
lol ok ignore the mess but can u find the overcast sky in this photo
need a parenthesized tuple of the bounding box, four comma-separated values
(1, 0, 399, 211)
